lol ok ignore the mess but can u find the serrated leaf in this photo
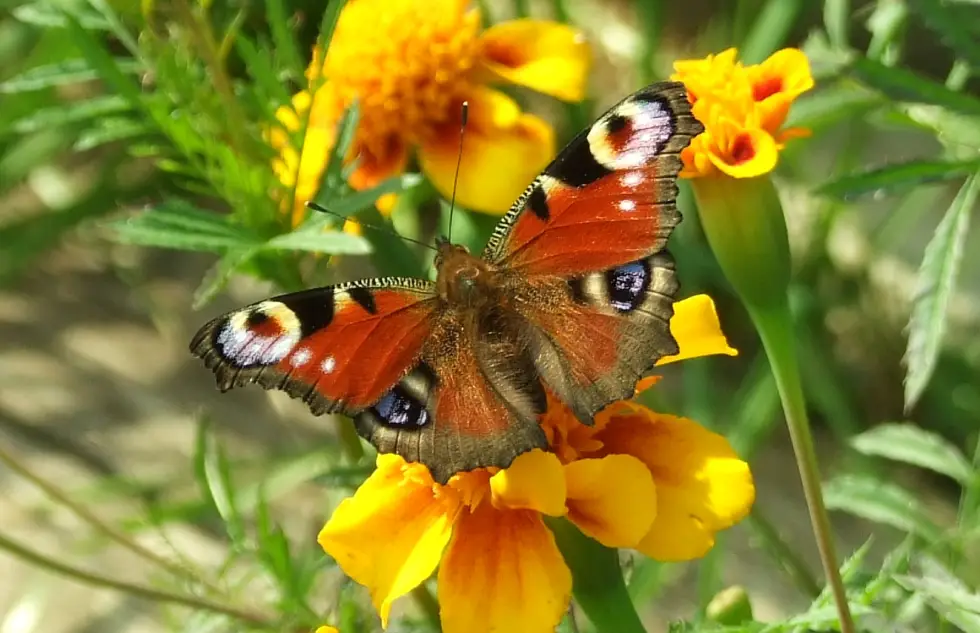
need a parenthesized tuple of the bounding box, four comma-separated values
(823, 474, 943, 541)
(265, 0, 304, 78)
(785, 84, 883, 130)
(192, 247, 261, 310)
(904, 172, 979, 410)
(907, 0, 980, 68)
(108, 201, 263, 252)
(818, 159, 980, 201)
(4, 94, 130, 135)
(851, 423, 972, 483)
(313, 173, 424, 218)
(73, 118, 149, 151)
(321, 102, 360, 195)
(849, 57, 980, 117)
(63, 13, 144, 107)
(896, 573, 980, 632)
(265, 230, 370, 255)
(12, 2, 109, 28)
(0, 58, 141, 93)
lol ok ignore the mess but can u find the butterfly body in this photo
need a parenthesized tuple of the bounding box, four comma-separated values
(191, 81, 703, 483)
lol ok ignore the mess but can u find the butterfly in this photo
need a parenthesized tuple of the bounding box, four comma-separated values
(190, 81, 703, 484)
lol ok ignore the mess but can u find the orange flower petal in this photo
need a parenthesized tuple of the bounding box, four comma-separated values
(418, 87, 555, 214)
(657, 294, 738, 366)
(438, 503, 571, 633)
(595, 407, 754, 561)
(490, 449, 566, 516)
(708, 125, 779, 179)
(477, 19, 591, 102)
(564, 455, 656, 548)
(318, 454, 459, 627)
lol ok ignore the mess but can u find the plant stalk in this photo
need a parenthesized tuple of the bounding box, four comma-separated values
(0, 532, 271, 627)
(747, 300, 855, 633)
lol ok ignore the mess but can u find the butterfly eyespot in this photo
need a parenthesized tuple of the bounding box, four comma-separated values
(605, 260, 652, 312)
(215, 301, 301, 367)
(370, 386, 429, 428)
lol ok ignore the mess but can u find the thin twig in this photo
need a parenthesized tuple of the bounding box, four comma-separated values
(0, 532, 272, 627)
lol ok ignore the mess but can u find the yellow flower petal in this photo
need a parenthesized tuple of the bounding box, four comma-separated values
(418, 86, 555, 214)
(315, 627, 339, 633)
(438, 502, 571, 633)
(565, 455, 656, 548)
(594, 408, 754, 561)
(318, 454, 458, 627)
(490, 449, 566, 516)
(657, 294, 737, 366)
(477, 19, 591, 102)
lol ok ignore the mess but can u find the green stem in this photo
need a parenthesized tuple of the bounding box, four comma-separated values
(336, 418, 366, 463)
(0, 445, 221, 595)
(411, 583, 442, 630)
(746, 300, 855, 633)
(547, 518, 646, 633)
(748, 508, 821, 597)
(0, 532, 271, 627)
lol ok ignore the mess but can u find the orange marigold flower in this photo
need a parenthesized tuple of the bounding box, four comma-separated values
(270, 0, 591, 226)
(671, 48, 813, 179)
(318, 295, 754, 633)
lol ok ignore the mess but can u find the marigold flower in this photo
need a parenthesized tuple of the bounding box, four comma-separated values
(270, 0, 591, 226)
(671, 47, 813, 179)
(314, 627, 338, 633)
(318, 295, 754, 633)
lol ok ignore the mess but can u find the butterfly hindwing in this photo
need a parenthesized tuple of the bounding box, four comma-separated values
(482, 81, 700, 421)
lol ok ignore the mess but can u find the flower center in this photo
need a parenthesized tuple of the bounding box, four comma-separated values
(321, 0, 481, 157)
(730, 133, 756, 164)
(752, 76, 783, 101)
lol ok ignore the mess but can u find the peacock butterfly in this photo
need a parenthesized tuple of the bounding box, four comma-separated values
(190, 81, 703, 484)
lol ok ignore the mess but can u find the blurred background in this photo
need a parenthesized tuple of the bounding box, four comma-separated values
(1, 0, 978, 631)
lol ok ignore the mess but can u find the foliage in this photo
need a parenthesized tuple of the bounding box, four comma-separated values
(0, 0, 978, 632)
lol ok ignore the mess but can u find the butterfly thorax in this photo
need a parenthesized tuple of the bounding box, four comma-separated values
(434, 240, 498, 310)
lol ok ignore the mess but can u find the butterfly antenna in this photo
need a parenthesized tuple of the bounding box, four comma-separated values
(305, 201, 438, 252)
(446, 100, 468, 243)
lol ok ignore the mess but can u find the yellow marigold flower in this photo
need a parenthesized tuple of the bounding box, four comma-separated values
(314, 627, 338, 633)
(318, 295, 754, 633)
(671, 47, 813, 179)
(271, 0, 591, 226)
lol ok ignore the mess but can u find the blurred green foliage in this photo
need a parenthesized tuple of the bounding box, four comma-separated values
(1, 0, 979, 631)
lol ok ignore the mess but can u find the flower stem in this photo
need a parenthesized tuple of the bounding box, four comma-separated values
(0, 532, 272, 627)
(547, 518, 646, 633)
(336, 418, 366, 464)
(0, 444, 219, 594)
(746, 299, 855, 633)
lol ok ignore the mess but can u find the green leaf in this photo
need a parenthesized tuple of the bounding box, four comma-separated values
(739, 0, 804, 64)
(62, 13, 144, 107)
(73, 117, 149, 151)
(265, 230, 370, 255)
(3, 94, 130, 135)
(851, 422, 972, 483)
(849, 57, 980, 117)
(896, 572, 980, 632)
(906, 0, 980, 68)
(108, 200, 263, 252)
(265, 0, 304, 79)
(785, 83, 884, 130)
(321, 102, 360, 195)
(818, 159, 980, 201)
(193, 415, 245, 545)
(823, 0, 850, 49)
(904, 172, 979, 410)
(191, 247, 262, 310)
(0, 58, 140, 93)
(314, 173, 424, 218)
(823, 474, 943, 541)
(12, 2, 109, 29)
